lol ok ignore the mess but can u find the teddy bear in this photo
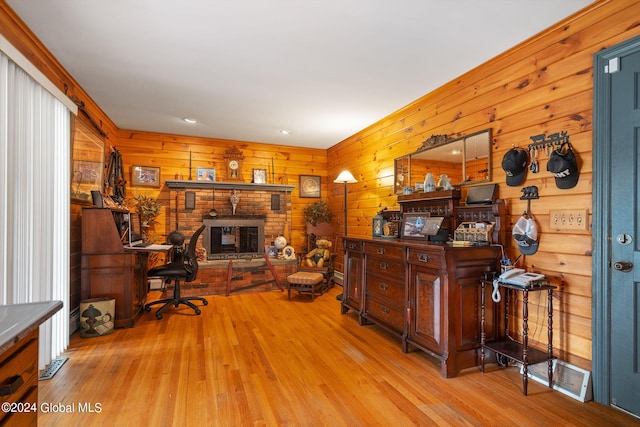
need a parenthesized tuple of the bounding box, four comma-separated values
(304, 239, 332, 268)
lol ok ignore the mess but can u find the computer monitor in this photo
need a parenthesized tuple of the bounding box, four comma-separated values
(465, 184, 498, 205)
(127, 212, 144, 247)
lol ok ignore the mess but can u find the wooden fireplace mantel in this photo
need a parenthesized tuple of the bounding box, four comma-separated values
(165, 180, 295, 192)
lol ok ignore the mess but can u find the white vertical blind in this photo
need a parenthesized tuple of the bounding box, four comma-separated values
(0, 50, 70, 369)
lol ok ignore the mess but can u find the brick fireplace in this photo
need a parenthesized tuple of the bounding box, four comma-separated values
(202, 216, 265, 259)
(164, 180, 297, 296)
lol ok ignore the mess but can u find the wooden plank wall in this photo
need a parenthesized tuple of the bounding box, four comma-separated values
(113, 130, 327, 248)
(326, 0, 640, 369)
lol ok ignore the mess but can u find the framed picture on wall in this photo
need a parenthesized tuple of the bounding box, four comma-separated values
(71, 118, 104, 202)
(253, 168, 267, 184)
(131, 166, 161, 187)
(299, 175, 321, 198)
(197, 167, 215, 181)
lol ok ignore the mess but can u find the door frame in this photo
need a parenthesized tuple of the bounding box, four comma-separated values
(592, 34, 640, 407)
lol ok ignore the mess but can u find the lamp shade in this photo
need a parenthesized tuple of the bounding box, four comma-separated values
(333, 170, 357, 183)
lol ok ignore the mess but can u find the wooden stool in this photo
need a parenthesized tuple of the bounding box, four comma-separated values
(286, 271, 325, 301)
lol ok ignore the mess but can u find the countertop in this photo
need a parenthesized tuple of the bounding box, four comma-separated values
(0, 300, 63, 354)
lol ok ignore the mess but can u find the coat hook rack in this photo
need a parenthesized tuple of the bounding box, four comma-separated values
(527, 131, 569, 155)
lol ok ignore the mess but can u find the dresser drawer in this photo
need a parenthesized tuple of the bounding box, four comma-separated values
(344, 240, 363, 252)
(0, 329, 38, 426)
(365, 297, 405, 334)
(365, 242, 404, 260)
(366, 274, 405, 302)
(407, 248, 443, 270)
(366, 256, 405, 277)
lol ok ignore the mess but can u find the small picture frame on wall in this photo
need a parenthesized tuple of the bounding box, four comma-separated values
(131, 166, 161, 187)
(197, 167, 215, 181)
(253, 168, 267, 184)
(299, 175, 321, 198)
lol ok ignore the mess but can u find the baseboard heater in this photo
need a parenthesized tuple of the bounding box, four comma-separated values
(333, 271, 344, 286)
(69, 307, 80, 336)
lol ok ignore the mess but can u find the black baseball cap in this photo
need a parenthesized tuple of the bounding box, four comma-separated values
(547, 143, 579, 189)
(502, 147, 528, 186)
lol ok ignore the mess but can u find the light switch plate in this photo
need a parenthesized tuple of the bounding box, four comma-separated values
(549, 209, 589, 231)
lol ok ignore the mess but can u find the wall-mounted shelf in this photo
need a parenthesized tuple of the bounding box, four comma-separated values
(165, 180, 295, 192)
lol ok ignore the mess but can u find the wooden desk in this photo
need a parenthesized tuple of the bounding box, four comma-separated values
(81, 208, 169, 328)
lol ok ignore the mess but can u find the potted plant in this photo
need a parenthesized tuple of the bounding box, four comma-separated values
(303, 200, 333, 250)
(303, 200, 332, 226)
(130, 194, 162, 242)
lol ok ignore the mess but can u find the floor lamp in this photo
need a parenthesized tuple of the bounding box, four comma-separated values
(333, 170, 358, 236)
(333, 170, 357, 301)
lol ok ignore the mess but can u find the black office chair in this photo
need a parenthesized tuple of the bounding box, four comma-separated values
(145, 225, 208, 319)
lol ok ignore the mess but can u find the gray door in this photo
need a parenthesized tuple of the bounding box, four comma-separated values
(598, 42, 640, 417)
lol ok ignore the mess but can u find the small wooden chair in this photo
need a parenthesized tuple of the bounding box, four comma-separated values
(299, 223, 338, 291)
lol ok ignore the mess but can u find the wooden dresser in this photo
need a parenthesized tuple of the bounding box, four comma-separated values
(341, 190, 505, 378)
(342, 237, 499, 377)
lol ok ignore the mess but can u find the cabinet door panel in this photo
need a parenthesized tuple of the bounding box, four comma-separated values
(344, 252, 363, 311)
(411, 269, 444, 353)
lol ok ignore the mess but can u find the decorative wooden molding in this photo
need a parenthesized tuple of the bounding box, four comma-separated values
(416, 134, 450, 152)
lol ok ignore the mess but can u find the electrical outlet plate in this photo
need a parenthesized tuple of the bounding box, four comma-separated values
(549, 209, 589, 231)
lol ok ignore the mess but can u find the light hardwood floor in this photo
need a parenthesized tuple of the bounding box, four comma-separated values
(39, 287, 637, 426)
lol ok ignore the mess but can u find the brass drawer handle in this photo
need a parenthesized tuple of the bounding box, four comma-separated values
(378, 283, 388, 291)
(348, 243, 357, 250)
(379, 262, 389, 270)
(380, 306, 389, 314)
(376, 247, 385, 254)
(417, 253, 431, 262)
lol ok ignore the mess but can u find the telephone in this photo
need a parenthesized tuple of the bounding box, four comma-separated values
(492, 268, 546, 302)
(498, 268, 545, 287)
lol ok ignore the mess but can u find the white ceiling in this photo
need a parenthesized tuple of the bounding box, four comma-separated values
(7, 0, 593, 149)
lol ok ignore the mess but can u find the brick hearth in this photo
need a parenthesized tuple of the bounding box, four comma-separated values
(162, 258, 297, 297)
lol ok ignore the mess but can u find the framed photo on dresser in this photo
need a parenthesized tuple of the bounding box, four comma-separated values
(401, 213, 443, 240)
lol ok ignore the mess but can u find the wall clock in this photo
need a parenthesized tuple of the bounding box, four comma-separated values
(224, 146, 244, 181)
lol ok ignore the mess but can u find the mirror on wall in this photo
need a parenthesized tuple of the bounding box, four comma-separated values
(71, 118, 105, 202)
(394, 128, 492, 193)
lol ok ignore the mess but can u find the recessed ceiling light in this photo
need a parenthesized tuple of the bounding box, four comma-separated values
(183, 118, 197, 124)
(280, 129, 291, 135)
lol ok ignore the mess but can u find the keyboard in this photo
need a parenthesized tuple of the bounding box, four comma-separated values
(130, 242, 152, 248)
